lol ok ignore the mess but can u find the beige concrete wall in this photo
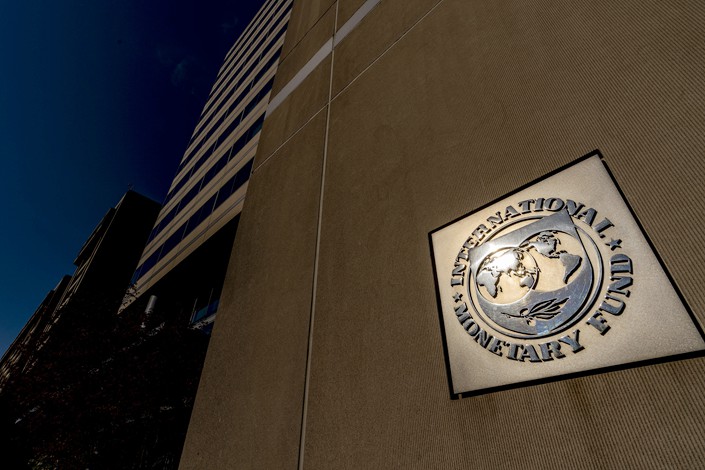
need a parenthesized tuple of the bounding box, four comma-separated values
(181, 1, 705, 468)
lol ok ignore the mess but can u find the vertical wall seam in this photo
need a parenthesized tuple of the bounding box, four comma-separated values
(267, 38, 333, 115)
(333, 0, 381, 46)
(297, 2, 338, 469)
(296, 3, 441, 466)
(266, 0, 382, 117)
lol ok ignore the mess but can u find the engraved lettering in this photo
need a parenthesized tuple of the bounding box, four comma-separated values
(472, 224, 491, 241)
(544, 197, 565, 212)
(539, 341, 565, 361)
(517, 199, 534, 214)
(465, 320, 480, 336)
(558, 330, 584, 353)
(593, 218, 614, 238)
(441, 180, 640, 376)
(608, 276, 632, 297)
(463, 237, 477, 250)
(599, 294, 626, 316)
(535, 197, 545, 212)
(587, 311, 611, 335)
(463, 238, 478, 250)
(576, 208, 597, 226)
(473, 329, 492, 348)
(611, 254, 633, 274)
(487, 337, 504, 356)
(487, 212, 503, 227)
(506, 342, 521, 361)
(504, 205, 520, 219)
(454, 303, 469, 317)
(565, 199, 584, 216)
(518, 344, 541, 362)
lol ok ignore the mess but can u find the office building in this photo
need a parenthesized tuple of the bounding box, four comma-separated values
(180, 0, 705, 468)
(0, 276, 70, 389)
(0, 190, 159, 389)
(126, 0, 293, 331)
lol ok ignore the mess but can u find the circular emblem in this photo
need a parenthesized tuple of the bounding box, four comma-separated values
(448, 196, 633, 363)
(468, 212, 602, 339)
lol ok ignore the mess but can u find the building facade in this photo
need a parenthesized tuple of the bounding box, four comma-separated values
(0, 190, 159, 390)
(127, 0, 293, 330)
(0, 276, 70, 390)
(180, 0, 705, 468)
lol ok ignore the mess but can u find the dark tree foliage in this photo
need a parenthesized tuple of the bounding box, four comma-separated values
(0, 292, 209, 469)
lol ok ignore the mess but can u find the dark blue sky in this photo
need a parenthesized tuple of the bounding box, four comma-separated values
(0, 0, 264, 355)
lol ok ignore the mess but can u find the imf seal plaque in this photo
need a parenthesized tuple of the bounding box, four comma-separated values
(430, 152, 705, 395)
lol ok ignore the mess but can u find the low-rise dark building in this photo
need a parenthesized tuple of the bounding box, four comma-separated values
(0, 276, 71, 390)
(1, 190, 160, 390)
(0, 190, 167, 467)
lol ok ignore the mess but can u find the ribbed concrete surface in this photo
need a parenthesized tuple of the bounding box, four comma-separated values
(182, 1, 705, 468)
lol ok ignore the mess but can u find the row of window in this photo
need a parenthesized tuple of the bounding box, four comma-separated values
(131, 0, 290, 288)
(189, 26, 286, 154)
(133, 156, 256, 285)
(164, 75, 275, 209)
(150, 113, 266, 246)
(175, 44, 282, 182)
(215, 0, 288, 89)
(194, 2, 291, 134)
(191, 298, 219, 324)
(208, 0, 291, 113)
(216, 0, 285, 84)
